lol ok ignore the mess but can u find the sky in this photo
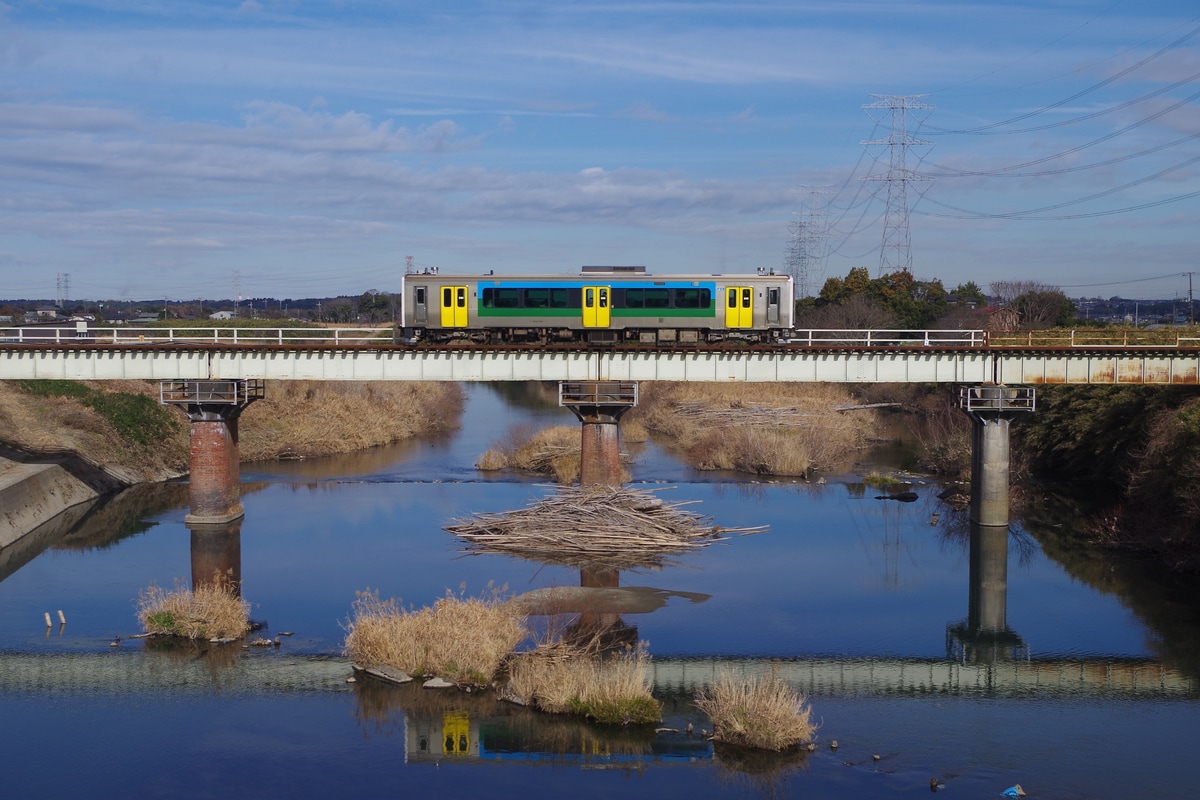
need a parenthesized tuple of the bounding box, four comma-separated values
(2, 0, 1198, 303)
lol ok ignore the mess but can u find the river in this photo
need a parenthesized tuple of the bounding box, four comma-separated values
(0, 383, 1196, 799)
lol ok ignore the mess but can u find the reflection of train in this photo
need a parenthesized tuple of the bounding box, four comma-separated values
(400, 266, 793, 345)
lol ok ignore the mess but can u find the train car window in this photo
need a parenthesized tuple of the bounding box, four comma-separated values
(415, 288, 426, 304)
(482, 288, 521, 308)
(549, 289, 570, 308)
(645, 289, 670, 309)
(524, 289, 550, 308)
(443, 287, 453, 307)
(674, 288, 709, 308)
(768, 288, 780, 306)
(625, 289, 645, 309)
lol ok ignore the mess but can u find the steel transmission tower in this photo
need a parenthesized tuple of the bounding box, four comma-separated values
(861, 94, 933, 275)
(783, 186, 830, 299)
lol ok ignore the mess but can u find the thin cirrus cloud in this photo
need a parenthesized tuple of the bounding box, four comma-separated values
(0, 0, 1197, 300)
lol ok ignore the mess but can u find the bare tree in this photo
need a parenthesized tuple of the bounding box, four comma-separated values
(989, 280, 1056, 305)
(804, 294, 898, 330)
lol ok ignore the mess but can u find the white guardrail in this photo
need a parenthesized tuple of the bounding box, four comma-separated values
(0, 325, 394, 345)
(3, 325, 988, 347)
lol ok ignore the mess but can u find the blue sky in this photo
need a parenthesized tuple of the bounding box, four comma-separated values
(2, 1, 1198, 303)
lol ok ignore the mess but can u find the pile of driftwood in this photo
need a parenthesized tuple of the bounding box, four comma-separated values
(670, 401, 818, 427)
(671, 400, 896, 427)
(446, 486, 767, 569)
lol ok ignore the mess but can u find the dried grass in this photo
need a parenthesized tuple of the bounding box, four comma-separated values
(0, 380, 190, 482)
(136, 579, 252, 640)
(342, 587, 526, 687)
(479, 423, 638, 484)
(695, 671, 816, 751)
(238, 381, 463, 461)
(507, 641, 660, 725)
(478, 424, 582, 483)
(475, 448, 509, 471)
(632, 382, 876, 477)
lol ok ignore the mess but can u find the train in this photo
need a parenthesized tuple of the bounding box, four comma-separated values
(399, 266, 794, 345)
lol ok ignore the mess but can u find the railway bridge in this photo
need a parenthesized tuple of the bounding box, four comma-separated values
(3, 326, 1198, 527)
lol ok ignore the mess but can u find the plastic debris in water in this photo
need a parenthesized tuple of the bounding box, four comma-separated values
(1001, 785, 1026, 798)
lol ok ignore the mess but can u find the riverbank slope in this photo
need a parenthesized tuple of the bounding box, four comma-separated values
(0, 379, 463, 543)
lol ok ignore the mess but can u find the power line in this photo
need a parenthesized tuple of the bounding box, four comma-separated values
(924, 21, 1200, 135)
(917, 152, 1200, 220)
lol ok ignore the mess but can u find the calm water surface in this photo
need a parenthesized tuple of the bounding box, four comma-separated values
(1, 383, 1196, 799)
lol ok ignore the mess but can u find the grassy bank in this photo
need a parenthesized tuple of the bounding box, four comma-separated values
(238, 381, 462, 461)
(0, 379, 189, 483)
(631, 382, 879, 477)
(0, 379, 464, 484)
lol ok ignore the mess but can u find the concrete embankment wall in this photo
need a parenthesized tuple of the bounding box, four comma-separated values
(0, 455, 102, 549)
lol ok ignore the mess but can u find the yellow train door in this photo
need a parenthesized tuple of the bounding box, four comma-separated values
(440, 285, 468, 327)
(582, 286, 611, 328)
(725, 286, 752, 328)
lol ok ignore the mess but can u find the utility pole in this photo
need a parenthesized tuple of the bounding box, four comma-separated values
(1186, 271, 1194, 326)
(861, 94, 933, 275)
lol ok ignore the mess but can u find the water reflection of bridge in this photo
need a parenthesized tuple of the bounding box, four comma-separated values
(1, 651, 1192, 699)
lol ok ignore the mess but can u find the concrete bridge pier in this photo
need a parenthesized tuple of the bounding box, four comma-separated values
(959, 385, 1035, 528)
(559, 381, 638, 488)
(160, 380, 264, 525)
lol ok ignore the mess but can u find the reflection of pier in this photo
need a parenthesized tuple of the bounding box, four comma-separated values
(947, 522, 1027, 664)
(1, 652, 1191, 699)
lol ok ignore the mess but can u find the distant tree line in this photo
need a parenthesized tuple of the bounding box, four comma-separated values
(796, 268, 1078, 330)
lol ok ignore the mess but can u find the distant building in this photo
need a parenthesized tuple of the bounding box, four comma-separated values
(209, 311, 235, 320)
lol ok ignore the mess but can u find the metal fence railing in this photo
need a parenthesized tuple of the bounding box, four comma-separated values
(4, 325, 1200, 350)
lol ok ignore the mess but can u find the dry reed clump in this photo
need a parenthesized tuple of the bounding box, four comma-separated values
(342, 587, 526, 688)
(475, 447, 509, 471)
(506, 641, 660, 725)
(137, 580, 252, 640)
(476, 424, 582, 483)
(238, 381, 463, 461)
(695, 671, 817, 751)
(632, 382, 877, 477)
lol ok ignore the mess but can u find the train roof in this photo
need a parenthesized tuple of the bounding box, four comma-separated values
(403, 270, 791, 280)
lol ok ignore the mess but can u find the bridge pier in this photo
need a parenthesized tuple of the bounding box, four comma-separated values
(160, 380, 264, 525)
(559, 381, 638, 488)
(960, 385, 1035, 527)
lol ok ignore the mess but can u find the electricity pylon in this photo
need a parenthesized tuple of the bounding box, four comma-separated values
(861, 94, 934, 275)
(783, 186, 830, 299)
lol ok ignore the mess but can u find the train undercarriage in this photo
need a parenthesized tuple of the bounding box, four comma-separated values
(408, 326, 782, 346)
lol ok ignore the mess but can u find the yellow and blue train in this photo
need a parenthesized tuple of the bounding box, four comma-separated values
(399, 266, 793, 345)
